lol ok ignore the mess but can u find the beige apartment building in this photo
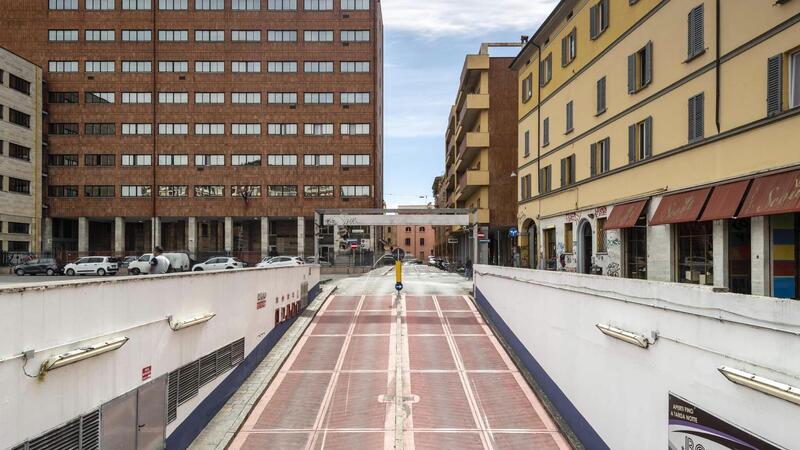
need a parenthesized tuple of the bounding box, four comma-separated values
(513, 0, 800, 299)
(440, 44, 519, 265)
(0, 47, 43, 256)
(382, 205, 436, 261)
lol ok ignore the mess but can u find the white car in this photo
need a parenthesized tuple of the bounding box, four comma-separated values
(256, 256, 305, 268)
(63, 257, 119, 276)
(192, 257, 245, 272)
(127, 253, 191, 275)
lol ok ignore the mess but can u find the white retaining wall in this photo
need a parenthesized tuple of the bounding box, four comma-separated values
(0, 266, 319, 449)
(475, 265, 800, 449)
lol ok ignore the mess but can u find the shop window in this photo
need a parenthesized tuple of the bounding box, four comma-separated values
(677, 221, 713, 286)
(544, 228, 557, 270)
(597, 218, 608, 253)
(564, 223, 574, 253)
(625, 216, 647, 279)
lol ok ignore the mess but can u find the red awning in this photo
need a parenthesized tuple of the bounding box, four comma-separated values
(650, 188, 712, 225)
(699, 180, 751, 221)
(739, 169, 800, 218)
(605, 200, 648, 230)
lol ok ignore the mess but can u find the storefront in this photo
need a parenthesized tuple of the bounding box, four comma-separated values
(605, 200, 648, 280)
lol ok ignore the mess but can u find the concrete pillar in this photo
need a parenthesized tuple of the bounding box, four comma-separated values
(297, 216, 305, 257)
(647, 224, 673, 282)
(78, 217, 89, 254)
(712, 220, 728, 289)
(224, 217, 233, 254)
(153, 217, 161, 249)
(478, 226, 489, 265)
(43, 217, 53, 254)
(261, 217, 270, 258)
(369, 225, 376, 263)
(751, 216, 771, 297)
(187, 217, 197, 259)
(114, 217, 124, 256)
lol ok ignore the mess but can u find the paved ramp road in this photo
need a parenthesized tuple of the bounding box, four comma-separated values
(230, 292, 570, 449)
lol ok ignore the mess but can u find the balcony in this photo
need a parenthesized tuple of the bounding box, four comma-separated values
(456, 131, 490, 169)
(458, 170, 489, 196)
(457, 94, 489, 130)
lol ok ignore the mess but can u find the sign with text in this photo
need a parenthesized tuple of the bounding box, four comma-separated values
(668, 393, 784, 450)
(257, 292, 267, 310)
(141, 366, 152, 382)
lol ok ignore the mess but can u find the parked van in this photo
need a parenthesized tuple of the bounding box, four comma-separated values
(127, 253, 191, 275)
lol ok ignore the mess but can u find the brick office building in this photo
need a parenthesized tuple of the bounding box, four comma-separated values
(0, 0, 383, 262)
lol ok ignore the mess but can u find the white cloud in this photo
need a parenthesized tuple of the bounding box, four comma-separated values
(382, 0, 557, 38)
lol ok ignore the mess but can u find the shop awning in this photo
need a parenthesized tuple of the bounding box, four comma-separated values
(650, 188, 712, 226)
(739, 169, 800, 218)
(699, 180, 751, 221)
(605, 200, 648, 230)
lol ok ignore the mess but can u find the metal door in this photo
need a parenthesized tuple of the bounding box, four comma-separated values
(137, 375, 167, 450)
(101, 390, 137, 450)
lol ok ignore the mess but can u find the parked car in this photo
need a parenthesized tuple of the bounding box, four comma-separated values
(119, 256, 138, 269)
(12, 258, 61, 276)
(428, 256, 437, 266)
(192, 257, 245, 272)
(127, 253, 191, 275)
(63, 257, 119, 276)
(257, 256, 305, 268)
(304, 256, 331, 267)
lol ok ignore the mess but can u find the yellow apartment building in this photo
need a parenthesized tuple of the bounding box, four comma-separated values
(512, 0, 800, 299)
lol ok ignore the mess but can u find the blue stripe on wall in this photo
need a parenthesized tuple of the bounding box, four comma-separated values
(474, 287, 609, 450)
(166, 282, 320, 450)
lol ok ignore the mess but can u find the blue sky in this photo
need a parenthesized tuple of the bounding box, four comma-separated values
(380, 0, 556, 207)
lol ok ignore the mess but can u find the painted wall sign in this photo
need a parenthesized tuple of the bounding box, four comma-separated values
(668, 394, 784, 450)
(141, 366, 152, 381)
(257, 292, 267, 310)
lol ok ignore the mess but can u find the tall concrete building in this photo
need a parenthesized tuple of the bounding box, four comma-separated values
(513, 0, 800, 298)
(0, 0, 383, 263)
(0, 47, 43, 256)
(439, 44, 519, 266)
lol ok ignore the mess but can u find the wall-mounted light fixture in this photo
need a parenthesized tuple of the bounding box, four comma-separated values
(40, 336, 129, 374)
(718, 366, 800, 406)
(168, 313, 216, 331)
(596, 323, 654, 349)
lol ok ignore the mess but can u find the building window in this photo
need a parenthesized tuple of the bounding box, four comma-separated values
(268, 92, 298, 104)
(540, 53, 552, 86)
(560, 154, 576, 187)
(542, 117, 550, 147)
(304, 92, 334, 104)
(158, 123, 188, 135)
(195, 30, 225, 42)
(341, 154, 369, 166)
(340, 92, 369, 104)
(195, 123, 225, 135)
(688, 93, 704, 142)
(232, 123, 261, 135)
(268, 185, 298, 197)
(121, 154, 152, 166)
(341, 0, 368, 10)
(195, 61, 225, 73)
(590, 137, 610, 177)
(158, 30, 189, 42)
(677, 221, 713, 286)
(122, 0, 152, 10)
(304, 61, 334, 73)
(8, 178, 30, 194)
(9, 143, 31, 161)
(565, 101, 574, 133)
(267, 61, 297, 72)
(233, 92, 262, 104)
(48, 185, 79, 197)
(596, 218, 607, 253)
(564, 223, 574, 254)
(268, 30, 297, 41)
(194, 185, 225, 197)
(85, 92, 115, 104)
(544, 228, 557, 270)
(121, 185, 152, 197)
(232, 61, 261, 73)
(84, 185, 115, 197)
(49, 29, 78, 42)
(687, 4, 704, 59)
(49, 123, 79, 135)
(85, 123, 116, 135)
(49, 154, 78, 166)
(194, 154, 224, 166)
(538, 165, 552, 194)
(9, 109, 31, 128)
(628, 116, 653, 163)
(589, 0, 609, 40)
(48, 61, 79, 72)
(85, 61, 115, 73)
(521, 74, 533, 103)
(232, 185, 262, 197)
(232, 0, 260, 10)
(196, 0, 224, 10)
(341, 185, 371, 197)
(341, 123, 370, 135)
(158, 154, 188, 166)
(304, 0, 332, 9)
(304, 123, 334, 135)
(195, 92, 225, 104)
(122, 61, 152, 72)
(405, 238, 411, 246)
(159, 0, 188, 9)
(267, 154, 297, 166)
(520, 174, 532, 200)
(523, 130, 530, 157)
(561, 27, 577, 67)
(122, 123, 152, 135)
(628, 42, 653, 93)
(159, 61, 188, 73)
(8, 74, 30, 95)
(624, 215, 647, 280)
(304, 185, 335, 197)
(596, 76, 606, 114)
(85, 30, 116, 41)
(232, 30, 261, 41)
(232, 154, 262, 166)
(87, 0, 115, 9)
(158, 92, 187, 104)
(49, 0, 78, 9)
(267, 123, 298, 135)
(268, 0, 296, 10)
(158, 185, 188, 197)
(85, 154, 115, 166)
(341, 61, 370, 73)
(304, 154, 333, 166)
(341, 30, 369, 42)
(790, 50, 800, 109)
(49, 92, 79, 104)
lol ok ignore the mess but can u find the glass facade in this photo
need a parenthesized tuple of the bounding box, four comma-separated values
(677, 221, 713, 286)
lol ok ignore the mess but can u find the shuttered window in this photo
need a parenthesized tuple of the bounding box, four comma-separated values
(590, 138, 611, 177)
(542, 117, 550, 146)
(521, 74, 533, 102)
(539, 53, 552, 86)
(628, 42, 653, 94)
(688, 93, 704, 142)
(596, 76, 607, 114)
(767, 54, 783, 116)
(628, 116, 653, 163)
(524, 130, 530, 157)
(565, 101, 574, 133)
(687, 5, 704, 59)
(561, 28, 577, 67)
(590, 0, 609, 40)
(539, 165, 552, 194)
(560, 154, 576, 187)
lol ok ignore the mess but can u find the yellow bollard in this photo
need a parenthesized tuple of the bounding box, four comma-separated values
(395, 260, 402, 284)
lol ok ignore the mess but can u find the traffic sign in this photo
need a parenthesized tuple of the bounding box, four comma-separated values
(478, 232, 485, 239)
(447, 238, 458, 244)
(392, 248, 405, 261)
(395, 282, 403, 292)
(350, 243, 359, 249)
(509, 227, 519, 238)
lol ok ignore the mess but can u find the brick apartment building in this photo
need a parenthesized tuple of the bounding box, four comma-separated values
(0, 0, 383, 262)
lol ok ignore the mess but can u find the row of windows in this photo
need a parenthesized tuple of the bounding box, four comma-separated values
(50, 91, 371, 105)
(48, 184, 372, 198)
(48, 122, 371, 136)
(50, 29, 370, 43)
(49, 153, 371, 167)
(0, 106, 31, 129)
(48, 60, 370, 73)
(50, 0, 369, 11)
(0, 177, 32, 195)
(0, 71, 31, 96)
(0, 142, 32, 162)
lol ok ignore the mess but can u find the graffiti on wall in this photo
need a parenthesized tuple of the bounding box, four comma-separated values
(606, 262, 621, 277)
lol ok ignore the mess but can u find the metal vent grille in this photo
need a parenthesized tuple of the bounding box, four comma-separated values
(216, 344, 232, 376)
(80, 410, 100, 450)
(12, 409, 100, 450)
(199, 353, 217, 387)
(231, 338, 245, 366)
(177, 361, 200, 406)
(167, 370, 179, 424)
